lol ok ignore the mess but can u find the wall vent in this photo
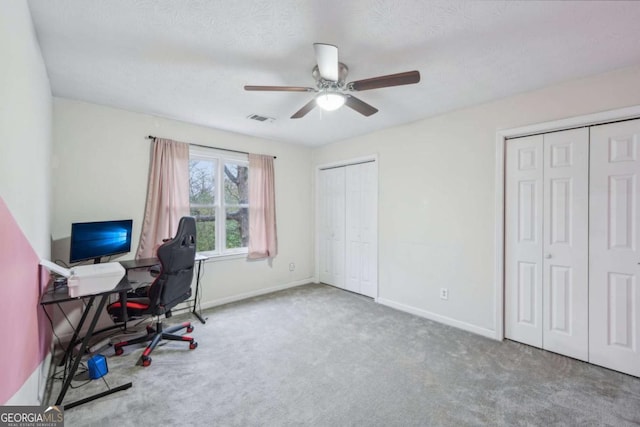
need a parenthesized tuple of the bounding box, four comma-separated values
(247, 114, 274, 123)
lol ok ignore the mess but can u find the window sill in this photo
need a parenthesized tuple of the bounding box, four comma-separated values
(197, 251, 248, 262)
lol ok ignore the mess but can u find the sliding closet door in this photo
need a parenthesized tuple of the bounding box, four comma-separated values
(505, 135, 544, 348)
(542, 128, 589, 361)
(589, 119, 640, 377)
(319, 167, 346, 288)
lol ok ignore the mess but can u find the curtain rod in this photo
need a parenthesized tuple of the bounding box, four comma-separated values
(146, 135, 276, 159)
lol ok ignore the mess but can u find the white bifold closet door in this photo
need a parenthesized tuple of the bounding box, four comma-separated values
(318, 161, 377, 298)
(589, 119, 640, 377)
(319, 167, 346, 288)
(505, 128, 589, 361)
(345, 163, 377, 298)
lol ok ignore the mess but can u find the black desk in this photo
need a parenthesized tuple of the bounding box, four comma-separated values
(119, 257, 158, 270)
(40, 276, 133, 409)
(120, 255, 208, 324)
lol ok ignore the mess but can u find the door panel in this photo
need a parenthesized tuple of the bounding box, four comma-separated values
(517, 261, 537, 325)
(359, 162, 378, 298)
(345, 165, 362, 293)
(506, 135, 544, 347)
(319, 168, 345, 288)
(549, 265, 571, 333)
(589, 118, 640, 377)
(345, 162, 378, 298)
(542, 128, 589, 361)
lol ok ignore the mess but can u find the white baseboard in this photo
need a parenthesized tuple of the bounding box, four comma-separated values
(377, 297, 499, 340)
(200, 278, 314, 310)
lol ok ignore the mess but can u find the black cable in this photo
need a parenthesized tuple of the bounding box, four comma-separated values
(196, 260, 205, 316)
(100, 375, 111, 390)
(41, 305, 67, 356)
(45, 303, 77, 384)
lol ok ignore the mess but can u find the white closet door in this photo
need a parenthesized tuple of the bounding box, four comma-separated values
(505, 135, 544, 347)
(542, 128, 589, 361)
(589, 119, 640, 377)
(345, 162, 377, 298)
(319, 167, 345, 288)
(506, 130, 589, 358)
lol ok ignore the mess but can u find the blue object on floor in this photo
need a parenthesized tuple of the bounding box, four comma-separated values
(88, 354, 108, 379)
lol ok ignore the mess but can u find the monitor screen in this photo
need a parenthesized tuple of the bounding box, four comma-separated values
(69, 219, 133, 263)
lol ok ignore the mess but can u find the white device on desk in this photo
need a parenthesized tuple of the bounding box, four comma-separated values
(40, 260, 125, 297)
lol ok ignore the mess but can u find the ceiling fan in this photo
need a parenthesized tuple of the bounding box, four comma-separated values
(244, 43, 421, 119)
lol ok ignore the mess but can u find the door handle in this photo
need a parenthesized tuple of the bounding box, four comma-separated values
(544, 253, 552, 259)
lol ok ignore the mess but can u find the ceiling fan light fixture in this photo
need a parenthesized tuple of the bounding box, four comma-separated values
(316, 92, 345, 111)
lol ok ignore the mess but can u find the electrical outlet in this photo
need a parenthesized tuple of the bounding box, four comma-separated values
(289, 262, 295, 272)
(440, 288, 449, 300)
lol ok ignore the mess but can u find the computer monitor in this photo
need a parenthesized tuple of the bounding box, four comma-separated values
(69, 219, 133, 264)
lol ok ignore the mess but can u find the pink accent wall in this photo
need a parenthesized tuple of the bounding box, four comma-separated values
(0, 197, 52, 404)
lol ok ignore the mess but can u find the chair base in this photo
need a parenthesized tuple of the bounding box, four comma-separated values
(113, 320, 197, 367)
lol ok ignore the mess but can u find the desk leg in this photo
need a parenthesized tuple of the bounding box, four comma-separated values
(55, 294, 131, 409)
(57, 297, 94, 367)
(192, 260, 206, 324)
(63, 382, 132, 410)
(56, 295, 96, 387)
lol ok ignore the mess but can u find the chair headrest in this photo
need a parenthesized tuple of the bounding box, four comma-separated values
(157, 216, 197, 272)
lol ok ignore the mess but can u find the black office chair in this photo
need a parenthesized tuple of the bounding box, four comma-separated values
(107, 216, 198, 366)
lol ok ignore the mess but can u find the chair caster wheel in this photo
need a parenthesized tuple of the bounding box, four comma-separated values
(189, 341, 198, 350)
(115, 347, 124, 356)
(142, 356, 152, 367)
(187, 325, 194, 333)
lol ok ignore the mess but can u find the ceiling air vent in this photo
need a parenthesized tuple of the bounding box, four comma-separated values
(247, 114, 274, 123)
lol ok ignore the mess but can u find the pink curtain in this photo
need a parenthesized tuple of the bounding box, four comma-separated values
(136, 138, 190, 259)
(248, 154, 277, 259)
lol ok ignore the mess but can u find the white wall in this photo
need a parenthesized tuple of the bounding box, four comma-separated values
(312, 64, 640, 337)
(52, 99, 313, 309)
(0, 1, 52, 405)
(0, 1, 51, 255)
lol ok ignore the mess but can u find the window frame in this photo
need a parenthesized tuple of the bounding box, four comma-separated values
(189, 146, 249, 258)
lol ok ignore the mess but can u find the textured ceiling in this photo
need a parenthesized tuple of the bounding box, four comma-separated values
(27, 0, 640, 146)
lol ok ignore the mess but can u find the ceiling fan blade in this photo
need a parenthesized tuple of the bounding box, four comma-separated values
(344, 95, 378, 117)
(291, 99, 317, 119)
(349, 70, 420, 91)
(244, 85, 314, 92)
(313, 43, 339, 81)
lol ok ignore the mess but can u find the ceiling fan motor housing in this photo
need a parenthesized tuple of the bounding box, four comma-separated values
(312, 62, 349, 90)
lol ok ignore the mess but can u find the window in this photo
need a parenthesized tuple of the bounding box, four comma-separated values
(189, 147, 249, 256)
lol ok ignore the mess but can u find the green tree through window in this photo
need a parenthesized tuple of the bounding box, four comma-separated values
(224, 163, 249, 249)
(189, 148, 249, 255)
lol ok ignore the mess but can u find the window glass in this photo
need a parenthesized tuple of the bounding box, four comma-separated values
(226, 207, 249, 249)
(190, 158, 217, 252)
(189, 150, 249, 255)
(223, 163, 249, 249)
